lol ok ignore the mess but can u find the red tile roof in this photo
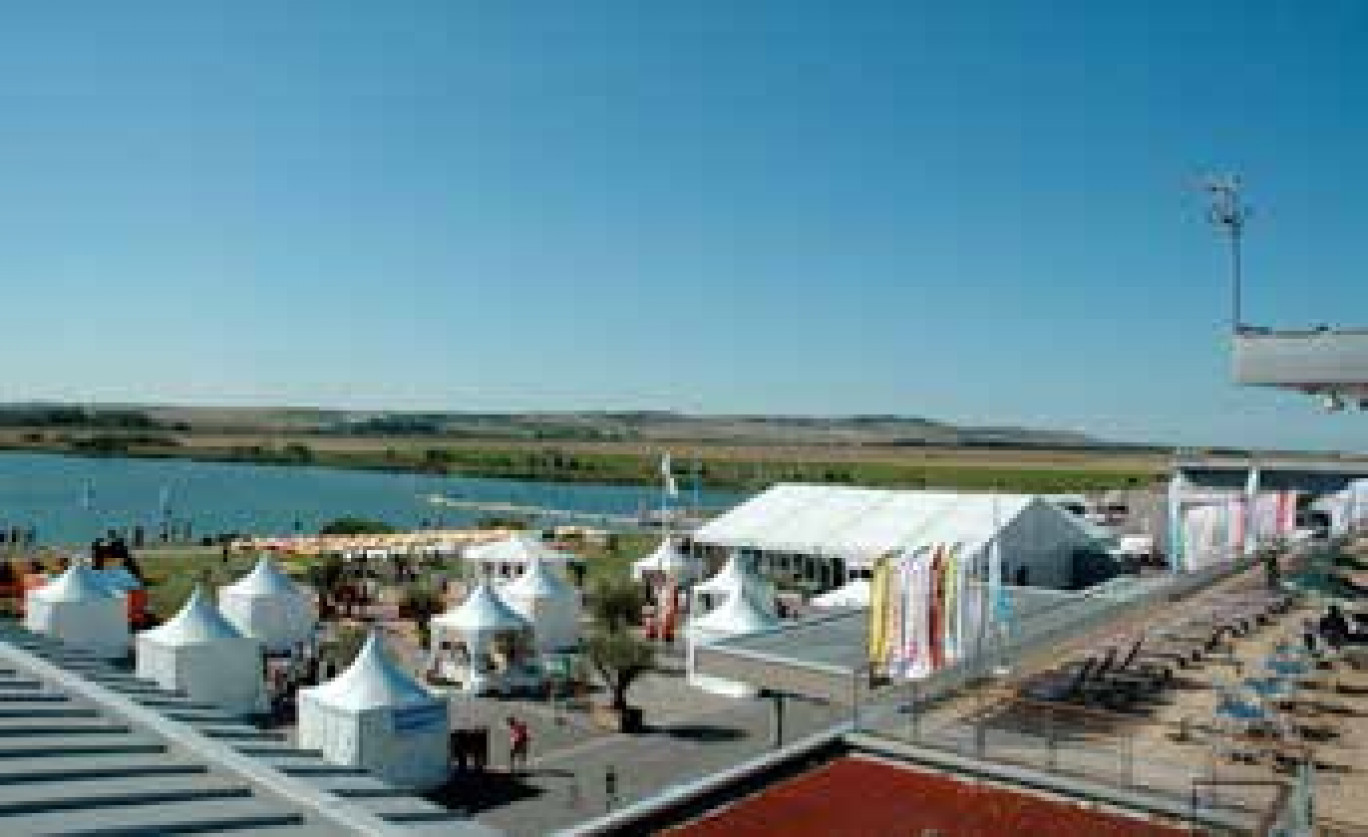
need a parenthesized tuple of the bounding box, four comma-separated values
(669, 756, 1189, 837)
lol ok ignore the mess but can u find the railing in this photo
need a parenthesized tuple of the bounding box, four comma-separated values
(846, 558, 1283, 830)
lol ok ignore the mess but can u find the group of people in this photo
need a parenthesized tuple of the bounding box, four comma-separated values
(0, 526, 38, 549)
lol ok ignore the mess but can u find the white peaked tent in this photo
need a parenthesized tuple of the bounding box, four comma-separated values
(811, 578, 871, 609)
(693, 552, 777, 617)
(136, 586, 265, 715)
(25, 565, 129, 658)
(298, 631, 450, 790)
(219, 555, 315, 653)
(430, 582, 537, 694)
(465, 533, 582, 580)
(631, 536, 701, 583)
(501, 554, 581, 653)
(686, 589, 779, 698)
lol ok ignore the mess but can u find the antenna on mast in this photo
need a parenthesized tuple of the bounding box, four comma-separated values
(1202, 174, 1250, 333)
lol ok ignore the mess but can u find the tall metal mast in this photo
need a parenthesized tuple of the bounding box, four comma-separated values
(1204, 174, 1250, 333)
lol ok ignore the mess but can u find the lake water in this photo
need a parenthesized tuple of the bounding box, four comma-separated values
(0, 452, 742, 546)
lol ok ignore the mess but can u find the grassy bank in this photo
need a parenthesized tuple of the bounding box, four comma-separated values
(1, 430, 1165, 494)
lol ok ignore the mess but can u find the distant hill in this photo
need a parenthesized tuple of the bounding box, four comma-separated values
(0, 403, 1160, 451)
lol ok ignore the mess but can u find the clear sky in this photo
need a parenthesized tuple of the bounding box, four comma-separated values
(1, 1, 1365, 450)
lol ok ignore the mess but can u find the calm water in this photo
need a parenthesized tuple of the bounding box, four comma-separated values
(0, 452, 741, 546)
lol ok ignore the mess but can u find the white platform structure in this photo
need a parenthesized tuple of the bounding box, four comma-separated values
(219, 555, 316, 654)
(686, 590, 779, 698)
(24, 565, 129, 659)
(500, 554, 581, 654)
(464, 533, 583, 581)
(631, 535, 701, 583)
(692, 484, 1102, 591)
(136, 586, 265, 715)
(811, 578, 871, 609)
(1233, 328, 1368, 407)
(430, 582, 539, 695)
(692, 552, 777, 618)
(297, 631, 450, 790)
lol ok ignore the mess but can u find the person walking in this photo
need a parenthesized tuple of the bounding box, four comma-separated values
(506, 716, 530, 776)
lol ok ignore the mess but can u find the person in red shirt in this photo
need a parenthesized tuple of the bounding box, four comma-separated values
(507, 716, 530, 775)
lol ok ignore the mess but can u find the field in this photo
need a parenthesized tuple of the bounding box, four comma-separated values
(0, 426, 1168, 493)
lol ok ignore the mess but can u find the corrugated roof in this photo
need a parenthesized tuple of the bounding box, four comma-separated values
(692, 484, 1044, 559)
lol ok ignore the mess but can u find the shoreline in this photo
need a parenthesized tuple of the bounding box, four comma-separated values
(0, 437, 1162, 493)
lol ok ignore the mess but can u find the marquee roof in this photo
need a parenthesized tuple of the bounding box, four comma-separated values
(692, 484, 1052, 560)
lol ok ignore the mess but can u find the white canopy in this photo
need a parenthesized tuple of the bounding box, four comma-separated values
(433, 581, 530, 635)
(688, 589, 779, 637)
(686, 589, 778, 699)
(25, 565, 129, 658)
(219, 555, 315, 653)
(631, 536, 700, 582)
(465, 533, 582, 574)
(430, 582, 537, 695)
(693, 484, 1101, 589)
(501, 554, 581, 653)
(811, 578, 871, 608)
(298, 631, 449, 789)
(136, 586, 264, 715)
(693, 552, 777, 616)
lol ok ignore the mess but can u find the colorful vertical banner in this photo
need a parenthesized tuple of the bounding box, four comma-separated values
(868, 543, 979, 681)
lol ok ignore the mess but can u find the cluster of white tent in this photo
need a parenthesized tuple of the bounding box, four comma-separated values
(429, 543, 583, 694)
(21, 531, 599, 782)
(20, 556, 451, 789)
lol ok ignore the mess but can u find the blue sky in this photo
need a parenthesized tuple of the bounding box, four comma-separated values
(1, 1, 1365, 450)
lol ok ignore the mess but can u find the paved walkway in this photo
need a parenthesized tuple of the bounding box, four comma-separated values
(470, 692, 845, 837)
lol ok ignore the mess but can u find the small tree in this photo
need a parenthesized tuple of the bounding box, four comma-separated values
(589, 577, 646, 633)
(319, 517, 396, 536)
(400, 583, 445, 650)
(585, 629, 654, 711)
(324, 626, 368, 673)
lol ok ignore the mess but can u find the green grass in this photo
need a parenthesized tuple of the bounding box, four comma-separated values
(571, 532, 656, 590)
(9, 434, 1161, 494)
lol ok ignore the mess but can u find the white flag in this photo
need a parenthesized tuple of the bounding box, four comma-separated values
(661, 453, 678, 497)
(1241, 464, 1260, 557)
